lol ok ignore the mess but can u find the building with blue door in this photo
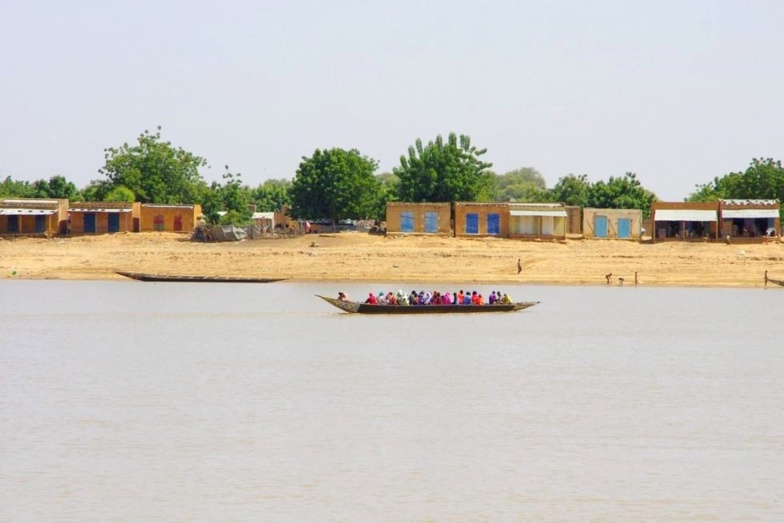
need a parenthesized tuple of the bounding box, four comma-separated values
(68, 202, 140, 234)
(385, 202, 451, 235)
(582, 208, 643, 239)
(454, 202, 509, 237)
(0, 198, 68, 236)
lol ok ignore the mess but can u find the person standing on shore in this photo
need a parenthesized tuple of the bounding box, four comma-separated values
(517, 258, 522, 274)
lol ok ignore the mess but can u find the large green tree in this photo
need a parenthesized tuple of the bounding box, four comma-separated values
(251, 178, 291, 212)
(688, 158, 784, 202)
(549, 174, 591, 207)
(32, 175, 81, 200)
(588, 172, 657, 217)
(97, 127, 208, 204)
(394, 133, 493, 202)
(289, 148, 380, 223)
(495, 166, 547, 202)
(0, 175, 34, 198)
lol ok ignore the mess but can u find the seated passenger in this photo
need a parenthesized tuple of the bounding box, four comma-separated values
(338, 292, 349, 301)
(489, 291, 497, 304)
(365, 292, 377, 305)
(376, 292, 387, 305)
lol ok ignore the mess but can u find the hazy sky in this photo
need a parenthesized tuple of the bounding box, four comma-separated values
(2, 0, 783, 200)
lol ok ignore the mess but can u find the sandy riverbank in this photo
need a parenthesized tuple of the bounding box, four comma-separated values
(1, 232, 783, 287)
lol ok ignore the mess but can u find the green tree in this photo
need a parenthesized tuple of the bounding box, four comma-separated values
(688, 158, 784, 202)
(549, 174, 591, 207)
(289, 148, 380, 223)
(200, 167, 253, 225)
(104, 186, 136, 202)
(31, 175, 80, 200)
(0, 175, 34, 198)
(98, 127, 208, 204)
(588, 172, 657, 218)
(495, 167, 547, 202)
(251, 178, 291, 212)
(394, 133, 493, 202)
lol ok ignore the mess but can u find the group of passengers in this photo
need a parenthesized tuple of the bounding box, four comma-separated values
(360, 289, 513, 306)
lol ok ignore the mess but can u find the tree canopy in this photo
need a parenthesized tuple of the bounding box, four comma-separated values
(97, 127, 208, 204)
(495, 167, 548, 202)
(251, 178, 291, 213)
(394, 133, 493, 202)
(688, 158, 784, 203)
(289, 148, 380, 222)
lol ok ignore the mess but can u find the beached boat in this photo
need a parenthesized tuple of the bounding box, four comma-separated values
(116, 271, 288, 283)
(317, 295, 539, 314)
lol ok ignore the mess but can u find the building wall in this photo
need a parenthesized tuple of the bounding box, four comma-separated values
(508, 203, 567, 240)
(565, 206, 582, 235)
(719, 200, 781, 238)
(386, 202, 452, 235)
(453, 202, 509, 237)
(0, 198, 68, 236)
(650, 201, 720, 241)
(69, 211, 135, 234)
(68, 202, 140, 234)
(582, 208, 643, 239)
(140, 204, 201, 232)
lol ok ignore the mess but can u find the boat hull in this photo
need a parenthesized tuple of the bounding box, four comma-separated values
(117, 271, 287, 283)
(317, 295, 539, 314)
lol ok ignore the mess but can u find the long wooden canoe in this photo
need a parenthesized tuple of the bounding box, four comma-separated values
(317, 295, 539, 314)
(117, 271, 288, 283)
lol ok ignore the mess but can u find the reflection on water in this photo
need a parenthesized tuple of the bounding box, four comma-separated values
(1, 281, 783, 521)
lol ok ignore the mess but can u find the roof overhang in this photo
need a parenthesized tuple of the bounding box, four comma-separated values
(510, 210, 568, 217)
(69, 208, 132, 213)
(722, 209, 779, 219)
(654, 209, 717, 222)
(0, 208, 57, 215)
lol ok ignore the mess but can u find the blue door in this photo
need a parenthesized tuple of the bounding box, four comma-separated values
(84, 213, 96, 233)
(594, 215, 608, 238)
(108, 213, 120, 233)
(465, 213, 479, 234)
(617, 218, 631, 239)
(400, 212, 414, 233)
(7, 215, 19, 233)
(487, 213, 500, 235)
(424, 212, 438, 233)
(35, 215, 46, 233)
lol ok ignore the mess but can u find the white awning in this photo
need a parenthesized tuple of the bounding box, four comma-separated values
(654, 209, 717, 222)
(0, 208, 56, 215)
(510, 210, 568, 217)
(721, 209, 779, 219)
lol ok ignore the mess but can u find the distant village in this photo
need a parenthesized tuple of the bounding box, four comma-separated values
(0, 197, 780, 244)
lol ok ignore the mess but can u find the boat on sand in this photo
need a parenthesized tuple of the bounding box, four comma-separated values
(117, 271, 287, 283)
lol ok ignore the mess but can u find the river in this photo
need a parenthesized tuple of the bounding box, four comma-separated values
(1, 280, 782, 521)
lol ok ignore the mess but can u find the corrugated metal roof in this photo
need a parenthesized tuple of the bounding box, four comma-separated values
(0, 208, 56, 215)
(722, 209, 779, 219)
(69, 208, 131, 213)
(510, 210, 568, 217)
(720, 199, 778, 206)
(654, 209, 718, 222)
